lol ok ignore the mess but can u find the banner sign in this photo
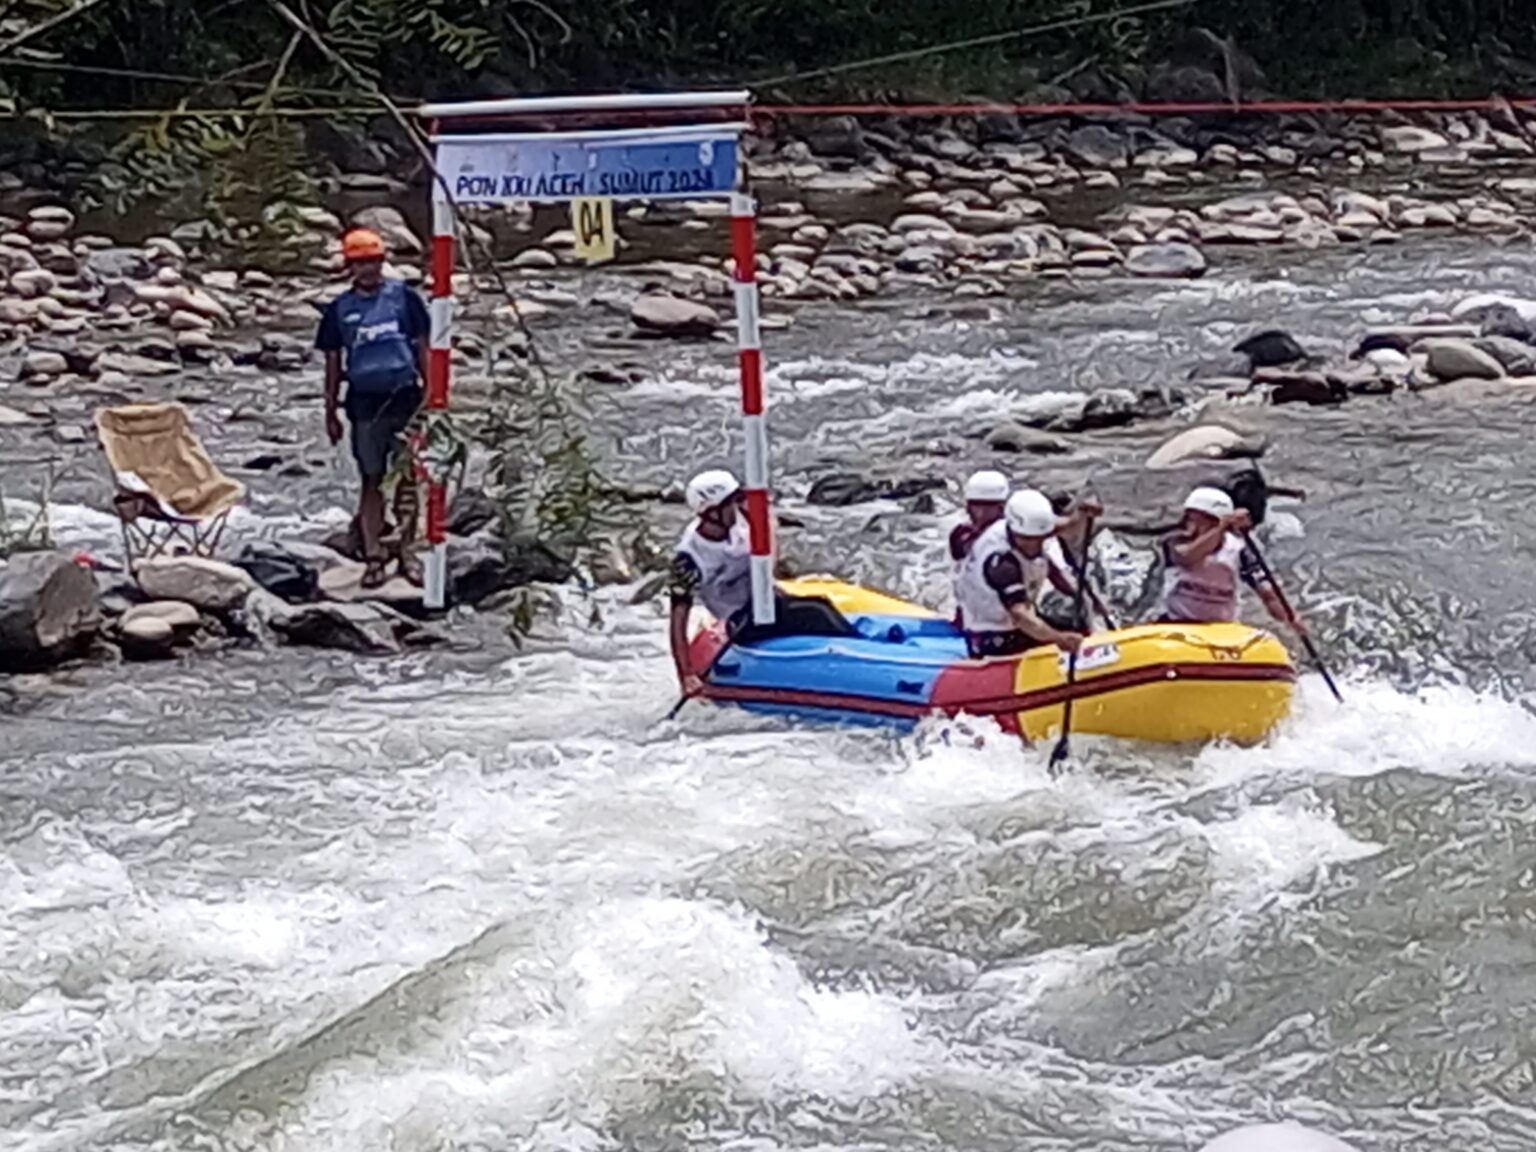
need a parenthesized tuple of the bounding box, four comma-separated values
(437, 132, 739, 204)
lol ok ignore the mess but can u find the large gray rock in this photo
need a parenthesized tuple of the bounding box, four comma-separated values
(1065, 124, 1129, 169)
(270, 601, 402, 655)
(1145, 425, 1267, 470)
(1473, 335, 1536, 376)
(984, 421, 1072, 455)
(85, 247, 153, 281)
(448, 533, 574, 605)
(122, 599, 201, 635)
(135, 556, 255, 612)
(629, 294, 720, 338)
(1124, 242, 1207, 278)
(0, 551, 102, 670)
(119, 615, 176, 660)
(1423, 338, 1505, 381)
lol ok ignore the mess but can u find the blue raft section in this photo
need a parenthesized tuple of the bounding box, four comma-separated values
(701, 612, 973, 731)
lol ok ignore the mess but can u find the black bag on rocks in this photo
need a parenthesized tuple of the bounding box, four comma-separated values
(235, 542, 320, 603)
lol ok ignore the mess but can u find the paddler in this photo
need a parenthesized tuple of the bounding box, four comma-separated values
(949, 470, 1011, 629)
(669, 468, 857, 697)
(1159, 485, 1299, 630)
(956, 488, 1092, 658)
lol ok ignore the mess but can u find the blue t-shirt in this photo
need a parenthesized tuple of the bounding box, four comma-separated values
(315, 280, 429, 396)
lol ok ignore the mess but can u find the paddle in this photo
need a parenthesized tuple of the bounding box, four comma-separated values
(1241, 529, 1344, 704)
(1049, 514, 1098, 773)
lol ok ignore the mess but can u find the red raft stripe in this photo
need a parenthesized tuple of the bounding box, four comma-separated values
(698, 661, 1296, 720)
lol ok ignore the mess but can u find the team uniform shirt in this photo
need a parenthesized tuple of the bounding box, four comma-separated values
(955, 520, 1052, 656)
(669, 519, 753, 626)
(1158, 530, 1262, 622)
(315, 280, 430, 405)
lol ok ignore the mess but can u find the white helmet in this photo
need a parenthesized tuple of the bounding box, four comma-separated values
(685, 469, 741, 514)
(1005, 488, 1057, 537)
(1184, 486, 1234, 519)
(963, 469, 1010, 504)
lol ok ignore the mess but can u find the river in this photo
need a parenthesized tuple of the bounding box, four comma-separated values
(5, 237, 1536, 1151)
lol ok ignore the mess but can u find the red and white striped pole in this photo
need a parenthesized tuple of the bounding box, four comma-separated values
(423, 193, 455, 610)
(730, 190, 774, 627)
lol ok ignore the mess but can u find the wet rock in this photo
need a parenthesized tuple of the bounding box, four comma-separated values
(122, 599, 201, 635)
(135, 556, 255, 612)
(447, 533, 574, 605)
(1258, 369, 1349, 405)
(271, 600, 402, 655)
(803, 115, 867, 160)
(1478, 304, 1536, 343)
(11, 268, 57, 298)
(1473, 335, 1536, 375)
(1235, 330, 1308, 370)
(1382, 125, 1450, 154)
(985, 421, 1072, 454)
(144, 236, 188, 264)
(1065, 124, 1128, 169)
(84, 247, 151, 281)
(1145, 425, 1266, 469)
(234, 542, 320, 603)
(630, 294, 720, 338)
(20, 351, 68, 380)
(0, 298, 39, 326)
(0, 551, 101, 670)
(894, 245, 946, 274)
(0, 404, 32, 426)
(1423, 338, 1504, 381)
(119, 615, 176, 660)
(446, 487, 500, 536)
(25, 205, 74, 242)
(1124, 242, 1206, 278)
(511, 247, 559, 270)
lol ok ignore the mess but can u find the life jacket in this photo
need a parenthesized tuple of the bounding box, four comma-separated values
(955, 519, 1049, 638)
(1160, 531, 1246, 622)
(677, 518, 752, 623)
(337, 280, 419, 395)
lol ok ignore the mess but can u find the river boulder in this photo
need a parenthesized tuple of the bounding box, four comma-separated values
(1422, 338, 1505, 381)
(119, 615, 177, 660)
(1236, 329, 1308, 370)
(630, 294, 720, 338)
(1124, 242, 1207, 278)
(0, 551, 102, 670)
(270, 601, 402, 655)
(135, 556, 256, 613)
(123, 600, 201, 636)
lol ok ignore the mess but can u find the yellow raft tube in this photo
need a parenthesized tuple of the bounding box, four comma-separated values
(775, 577, 1296, 745)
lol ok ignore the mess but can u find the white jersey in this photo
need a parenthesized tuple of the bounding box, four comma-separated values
(677, 519, 753, 623)
(955, 520, 1049, 635)
(1160, 531, 1247, 622)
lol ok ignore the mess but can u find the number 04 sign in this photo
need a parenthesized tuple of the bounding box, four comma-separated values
(571, 197, 615, 262)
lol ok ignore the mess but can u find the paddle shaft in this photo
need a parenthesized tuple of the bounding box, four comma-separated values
(1050, 515, 1098, 769)
(1241, 530, 1344, 703)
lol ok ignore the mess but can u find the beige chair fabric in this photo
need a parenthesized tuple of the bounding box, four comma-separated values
(94, 403, 245, 565)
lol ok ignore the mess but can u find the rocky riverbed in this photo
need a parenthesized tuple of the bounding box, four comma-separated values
(8, 108, 1536, 676)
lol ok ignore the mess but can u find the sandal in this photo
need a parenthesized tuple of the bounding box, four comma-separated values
(360, 556, 390, 590)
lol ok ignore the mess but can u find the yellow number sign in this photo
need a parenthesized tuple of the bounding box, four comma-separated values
(571, 197, 615, 263)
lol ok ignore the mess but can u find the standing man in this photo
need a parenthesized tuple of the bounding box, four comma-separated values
(315, 228, 430, 588)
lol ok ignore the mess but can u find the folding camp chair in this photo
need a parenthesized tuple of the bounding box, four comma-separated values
(93, 403, 246, 570)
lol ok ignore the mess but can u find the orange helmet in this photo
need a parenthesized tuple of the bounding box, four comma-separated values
(341, 228, 386, 261)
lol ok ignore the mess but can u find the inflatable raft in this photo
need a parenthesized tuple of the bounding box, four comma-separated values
(686, 577, 1296, 745)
